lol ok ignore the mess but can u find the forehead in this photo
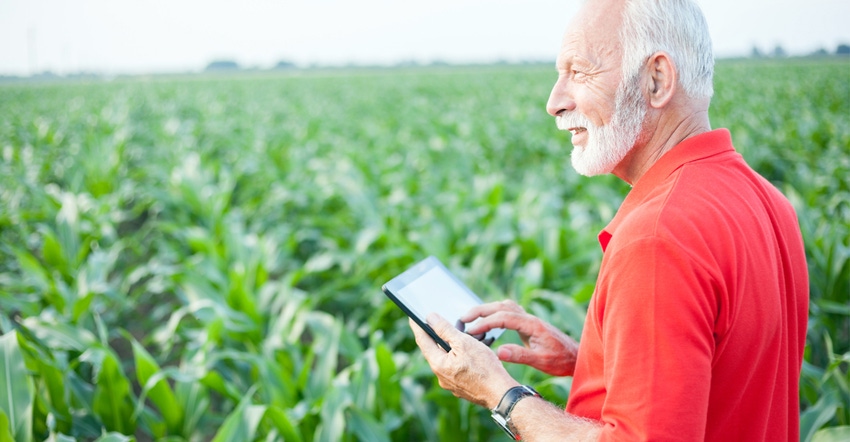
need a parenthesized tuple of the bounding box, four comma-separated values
(557, 0, 624, 67)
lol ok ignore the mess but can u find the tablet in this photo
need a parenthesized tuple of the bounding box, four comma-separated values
(382, 256, 504, 352)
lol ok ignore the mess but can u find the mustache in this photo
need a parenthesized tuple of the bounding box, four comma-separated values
(556, 113, 593, 131)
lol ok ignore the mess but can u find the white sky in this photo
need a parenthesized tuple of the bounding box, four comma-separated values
(0, 0, 848, 76)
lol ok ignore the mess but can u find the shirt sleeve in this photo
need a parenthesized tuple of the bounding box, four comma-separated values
(593, 236, 718, 441)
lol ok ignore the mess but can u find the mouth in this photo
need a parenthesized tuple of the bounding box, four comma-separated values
(567, 127, 586, 136)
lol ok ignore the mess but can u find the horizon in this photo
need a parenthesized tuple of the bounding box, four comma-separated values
(1, 0, 848, 77)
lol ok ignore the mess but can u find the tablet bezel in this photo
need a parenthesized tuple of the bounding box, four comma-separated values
(382, 255, 503, 352)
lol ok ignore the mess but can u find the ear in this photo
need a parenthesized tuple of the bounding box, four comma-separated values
(645, 51, 677, 109)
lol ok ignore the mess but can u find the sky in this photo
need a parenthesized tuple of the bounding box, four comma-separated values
(0, 0, 848, 76)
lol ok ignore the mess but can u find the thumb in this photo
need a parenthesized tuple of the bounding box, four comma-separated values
(496, 344, 536, 365)
(426, 313, 455, 338)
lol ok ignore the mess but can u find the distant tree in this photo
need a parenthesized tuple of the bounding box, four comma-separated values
(205, 60, 240, 71)
(750, 46, 764, 58)
(33, 70, 57, 79)
(809, 48, 829, 57)
(837, 44, 850, 55)
(395, 59, 419, 68)
(274, 60, 296, 70)
(772, 45, 787, 58)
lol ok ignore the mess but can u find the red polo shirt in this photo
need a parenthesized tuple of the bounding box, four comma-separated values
(565, 129, 809, 441)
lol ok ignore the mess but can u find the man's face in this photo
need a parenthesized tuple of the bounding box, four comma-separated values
(546, 0, 647, 177)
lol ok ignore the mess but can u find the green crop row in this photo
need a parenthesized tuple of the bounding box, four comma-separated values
(0, 60, 848, 441)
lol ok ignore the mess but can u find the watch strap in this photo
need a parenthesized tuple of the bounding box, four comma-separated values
(491, 385, 541, 440)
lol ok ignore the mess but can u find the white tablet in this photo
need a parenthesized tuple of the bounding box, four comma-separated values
(382, 256, 504, 352)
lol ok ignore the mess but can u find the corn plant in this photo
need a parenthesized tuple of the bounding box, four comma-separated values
(1, 59, 848, 441)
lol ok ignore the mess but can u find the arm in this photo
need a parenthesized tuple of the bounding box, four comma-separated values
(410, 315, 601, 440)
(509, 397, 601, 442)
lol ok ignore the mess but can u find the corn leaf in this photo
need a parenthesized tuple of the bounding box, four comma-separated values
(0, 409, 13, 442)
(375, 342, 400, 412)
(92, 352, 135, 435)
(211, 386, 264, 442)
(812, 426, 850, 442)
(0, 332, 33, 442)
(264, 405, 303, 442)
(15, 335, 71, 434)
(801, 392, 839, 442)
(346, 408, 391, 442)
(92, 433, 133, 442)
(20, 318, 97, 352)
(130, 339, 184, 435)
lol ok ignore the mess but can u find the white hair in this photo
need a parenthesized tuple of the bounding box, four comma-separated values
(619, 0, 715, 99)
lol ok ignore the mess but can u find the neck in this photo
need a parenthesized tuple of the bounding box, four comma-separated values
(613, 105, 711, 185)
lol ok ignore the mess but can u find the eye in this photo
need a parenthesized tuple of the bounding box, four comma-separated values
(572, 69, 588, 80)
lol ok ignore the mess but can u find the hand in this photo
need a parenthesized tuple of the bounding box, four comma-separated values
(410, 314, 519, 409)
(461, 300, 579, 376)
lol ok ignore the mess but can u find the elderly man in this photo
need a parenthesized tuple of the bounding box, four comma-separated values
(410, 0, 809, 440)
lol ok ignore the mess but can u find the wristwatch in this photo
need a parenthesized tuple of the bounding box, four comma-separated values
(490, 385, 542, 440)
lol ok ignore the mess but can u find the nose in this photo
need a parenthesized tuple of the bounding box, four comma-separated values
(546, 76, 576, 117)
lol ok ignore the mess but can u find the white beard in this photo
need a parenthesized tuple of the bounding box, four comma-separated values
(556, 74, 647, 176)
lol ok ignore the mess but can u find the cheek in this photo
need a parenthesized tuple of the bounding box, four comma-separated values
(576, 81, 618, 126)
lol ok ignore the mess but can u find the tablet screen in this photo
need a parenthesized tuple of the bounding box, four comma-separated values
(382, 256, 503, 350)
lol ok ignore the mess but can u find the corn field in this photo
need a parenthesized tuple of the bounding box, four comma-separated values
(1, 59, 848, 441)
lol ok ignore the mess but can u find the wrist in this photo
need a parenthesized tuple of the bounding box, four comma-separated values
(487, 379, 522, 409)
(490, 385, 542, 440)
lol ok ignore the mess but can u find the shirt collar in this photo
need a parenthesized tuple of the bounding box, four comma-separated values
(597, 129, 735, 252)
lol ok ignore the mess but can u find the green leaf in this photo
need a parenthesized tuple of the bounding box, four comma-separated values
(12, 247, 51, 294)
(264, 406, 303, 442)
(175, 380, 209, 437)
(0, 332, 33, 442)
(316, 385, 348, 442)
(55, 194, 83, 267)
(256, 357, 295, 408)
(812, 426, 850, 442)
(801, 392, 839, 442)
(130, 338, 184, 435)
(304, 253, 335, 273)
(375, 343, 400, 412)
(346, 408, 391, 442)
(20, 317, 97, 352)
(211, 386, 265, 442)
(92, 352, 135, 435)
(92, 432, 133, 442)
(0, 411, 14, 442)
(200, 369, 242, 403)
(305, 313, 341, 398)
(15, 333, 71, 434)
(41, 230, 67, 271)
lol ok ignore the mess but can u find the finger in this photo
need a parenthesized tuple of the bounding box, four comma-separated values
(464, 311, 537, 336)
(455, 319, 465, 332)
(409, 318, 445, 359)
(459, 300, 524, 323)
(426, 312, 457, 339)
(496, 344, 539, 366)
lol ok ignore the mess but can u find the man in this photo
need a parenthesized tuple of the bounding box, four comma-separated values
(410, 0, 809, 440)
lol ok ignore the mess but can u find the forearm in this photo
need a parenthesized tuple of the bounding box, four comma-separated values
(509, 396, 602, 441)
